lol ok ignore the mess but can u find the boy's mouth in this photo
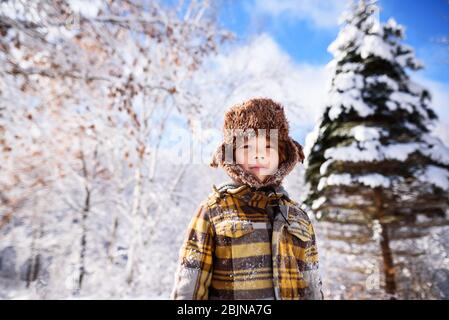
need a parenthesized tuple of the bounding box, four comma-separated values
(249, 165, 268, 173)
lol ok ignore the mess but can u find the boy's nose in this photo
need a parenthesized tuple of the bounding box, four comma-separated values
(251, 154, 266, 166)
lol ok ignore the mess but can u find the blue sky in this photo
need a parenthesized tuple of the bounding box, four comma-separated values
(160, 0, 449, 150)
(209, 0, 449, 145)
(218, 0, 449, 83)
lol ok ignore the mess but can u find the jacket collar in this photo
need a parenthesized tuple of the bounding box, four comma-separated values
(212, 181, 296, 227)
(214, 181, 290, 201)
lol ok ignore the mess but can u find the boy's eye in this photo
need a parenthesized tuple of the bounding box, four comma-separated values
(239, 144, 274, 150)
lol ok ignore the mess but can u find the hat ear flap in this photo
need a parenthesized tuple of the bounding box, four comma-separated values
(291, 139, 305, 164)
(210, 142, 225, 168)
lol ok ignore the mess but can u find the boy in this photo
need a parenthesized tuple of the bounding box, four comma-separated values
(171, 98, 323, 300)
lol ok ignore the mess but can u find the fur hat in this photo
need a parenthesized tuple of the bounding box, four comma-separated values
(210, 97, 305, 188)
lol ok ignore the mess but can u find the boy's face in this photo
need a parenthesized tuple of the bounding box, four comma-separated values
(235, 135, 280, 182)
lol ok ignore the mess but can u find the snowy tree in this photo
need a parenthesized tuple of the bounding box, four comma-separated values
(0, 0, 231, 298)
(304, 0, 449, 299)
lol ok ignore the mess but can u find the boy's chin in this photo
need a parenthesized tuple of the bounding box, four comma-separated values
(254, 174, 270, 183)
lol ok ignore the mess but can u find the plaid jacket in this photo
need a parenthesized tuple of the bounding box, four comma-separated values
(171, 182, 323, 300)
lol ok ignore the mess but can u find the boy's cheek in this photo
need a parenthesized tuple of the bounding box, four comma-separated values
(261, 165, 277, 176)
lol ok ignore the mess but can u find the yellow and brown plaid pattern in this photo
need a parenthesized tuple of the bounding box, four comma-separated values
(171, 183, 323, 300)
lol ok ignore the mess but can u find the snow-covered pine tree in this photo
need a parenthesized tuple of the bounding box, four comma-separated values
(304, 0, 449, 298)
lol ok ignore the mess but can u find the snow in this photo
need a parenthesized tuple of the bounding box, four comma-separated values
(304, 118, 324, 166)
(68, 0, 102, 18)
(319, 132, 449, 191)
(328, 11, 396, 65)
(327, 24, 360, 60)
(366, 75, 399, 91)
(327, 75, 430, 121)
(385, 18, 404, 37)
(360, 34, 394, 61)
(383, 143, 420, 161)
(328, 89, 375, 120)
(326, 12, 431, 121)
(389, 91, 421, 114)
(334, 72, 364, 91)
(351, 125, 386, 142)
(407, 80, 427, 96)
(417, 166, 449, 191)
(2, 0, 448, 302)
(0, 0, 236, 300)
(341, 62, 364, 73)
(311, 196, 327, 210)
(317, 173, 393, 191)
(320, 159, 334, 175)
(357, 173, 392, 188)
(324, 136, 449, 166)
(395, 43, 425, 70)
(324, 140, 415, 162)
(328, 2, 424, 72)
(310, 0, 449, 301)
(385, 100, 398, 111)
(422, 135, 449, 166)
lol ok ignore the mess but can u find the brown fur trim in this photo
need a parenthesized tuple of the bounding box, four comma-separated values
(209, 142, 224, 168)
(291, 139, 305, 164)
(209, 97, 304, 188)
(210, 137, 303, 188)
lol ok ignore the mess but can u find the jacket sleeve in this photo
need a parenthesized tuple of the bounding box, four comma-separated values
(303, 221, 324, 300)
(170, 202, 215, 300)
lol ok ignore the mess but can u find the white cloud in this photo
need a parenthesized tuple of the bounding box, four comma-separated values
(247, 0, 350, 29)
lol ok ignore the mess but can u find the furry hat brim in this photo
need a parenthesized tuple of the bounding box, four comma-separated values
(210, 138, 305, 188)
